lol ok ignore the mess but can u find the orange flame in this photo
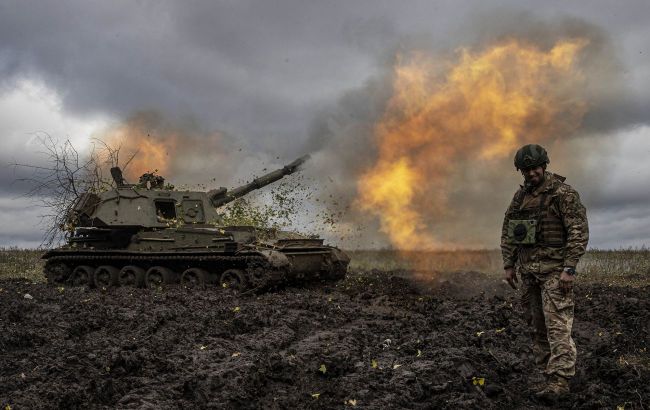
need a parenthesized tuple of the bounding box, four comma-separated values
(357, 38, 588, 250)
(102, 118, 178, 181)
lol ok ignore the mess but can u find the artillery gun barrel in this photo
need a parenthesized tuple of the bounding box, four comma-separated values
(210, 155, 309, 207)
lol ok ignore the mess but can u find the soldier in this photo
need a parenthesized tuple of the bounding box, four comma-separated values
(501, 144, 589, 399)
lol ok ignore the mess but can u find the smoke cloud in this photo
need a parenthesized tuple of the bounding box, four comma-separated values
(308, 15, 641, 250)
(1, 2, 648, 248)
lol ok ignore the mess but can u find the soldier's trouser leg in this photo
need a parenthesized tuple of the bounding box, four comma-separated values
(541, 273, 577, 378)
(521, 274, 550, 369)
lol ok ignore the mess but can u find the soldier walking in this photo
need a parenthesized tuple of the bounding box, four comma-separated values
(501, 144, 589, 399)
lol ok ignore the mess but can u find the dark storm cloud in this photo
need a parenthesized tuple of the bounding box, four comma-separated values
(0, 134, 64, 197)
(0, 166, 33, 197)
(0, 0, 649, 248)
(0, 0, 396, 155)
(0, 197, 44, 246)
(1, 1, 648, 146)
(587, 184, 650, 209)
(588, 205, 650, 248)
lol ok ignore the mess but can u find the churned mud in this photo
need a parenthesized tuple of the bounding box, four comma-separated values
(1, 270, 648, 409)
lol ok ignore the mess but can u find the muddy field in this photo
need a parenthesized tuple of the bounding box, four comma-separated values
(0, 270, 648, 409)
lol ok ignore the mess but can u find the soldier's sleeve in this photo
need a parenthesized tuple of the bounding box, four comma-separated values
(559, 187, 589, 268)
(501, 191, 520, 269)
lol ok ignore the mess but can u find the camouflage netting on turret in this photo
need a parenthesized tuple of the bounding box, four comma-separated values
(138, 172, 168, 189)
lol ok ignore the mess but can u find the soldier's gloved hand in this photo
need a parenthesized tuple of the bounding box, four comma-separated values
(505, 267, 518, 289)
(559, 270, 575, 294)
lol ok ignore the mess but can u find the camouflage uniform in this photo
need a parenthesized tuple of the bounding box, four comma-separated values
(501, 172, 589, 379)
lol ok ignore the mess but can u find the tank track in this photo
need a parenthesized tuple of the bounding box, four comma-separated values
(43, 253, 285, 292)
(43, 250, 345, 292)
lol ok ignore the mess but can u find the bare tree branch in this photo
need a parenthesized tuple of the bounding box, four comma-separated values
(11, 134, 133, 248)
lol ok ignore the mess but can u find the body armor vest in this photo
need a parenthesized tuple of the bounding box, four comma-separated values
(506, 179, 567, 247)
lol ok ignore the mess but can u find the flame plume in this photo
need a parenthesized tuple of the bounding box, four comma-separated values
(357, 38, 588, 250)
(101, 115, 178, 181)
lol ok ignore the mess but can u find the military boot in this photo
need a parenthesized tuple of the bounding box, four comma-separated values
(535, 375, 569, 401)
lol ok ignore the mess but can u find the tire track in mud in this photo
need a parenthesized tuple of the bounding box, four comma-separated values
(0, 270, 648, 409)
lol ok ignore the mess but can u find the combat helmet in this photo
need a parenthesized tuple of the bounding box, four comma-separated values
(514, 144, 549, 170)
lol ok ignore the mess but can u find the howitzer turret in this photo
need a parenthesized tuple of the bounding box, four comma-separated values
(43, 153, 349, 292)
(209, 155, 309, 207)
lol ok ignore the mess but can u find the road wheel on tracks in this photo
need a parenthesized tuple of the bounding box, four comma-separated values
(181, 268, 210, 290)
(119, 265, 145, 287)
(45, 262, 71, 285)
(94, 265, 119, 288)
(220, 269, 248, 291)
(70, 265, 95, 287)
(145, 266, 177, 288)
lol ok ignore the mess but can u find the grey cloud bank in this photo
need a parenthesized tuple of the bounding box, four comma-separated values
(0, 0, 649, 249)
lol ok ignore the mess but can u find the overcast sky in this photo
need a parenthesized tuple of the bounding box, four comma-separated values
(1, 0, 649, 249)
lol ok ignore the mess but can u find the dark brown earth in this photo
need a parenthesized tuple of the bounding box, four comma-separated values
(1, 270, 648, 409)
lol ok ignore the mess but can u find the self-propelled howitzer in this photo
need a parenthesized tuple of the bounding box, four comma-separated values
(42, 155, 349, 291)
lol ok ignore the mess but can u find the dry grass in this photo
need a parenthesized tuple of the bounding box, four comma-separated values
(1, 247, 649, 286)
(0, 247, 45, 282)
(349, 248, 650, 287)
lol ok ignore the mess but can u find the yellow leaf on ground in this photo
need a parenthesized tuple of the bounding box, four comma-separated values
(476, 331, 485, 337)
(495, 328, 506, 333)
(311, 393, 320, 399)
(417, 349, 422, 357)
(472, 377, 485, 386)
(319, 364, 327, 374)
(393, 364, 402, 369)
(199, 345, 206, 350)
(233, 306, 240, 313)
(371, 359, 378, 369)
(347, 399, 358, 406)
